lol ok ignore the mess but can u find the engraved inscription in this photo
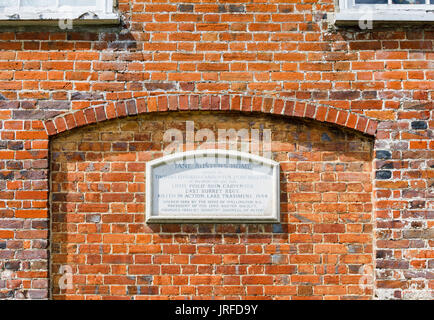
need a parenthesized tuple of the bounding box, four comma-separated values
(146, 150, 280, 223)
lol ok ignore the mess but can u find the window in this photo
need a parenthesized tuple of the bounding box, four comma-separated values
(335, 0, 434, 25)
(0, 0, 118, 25)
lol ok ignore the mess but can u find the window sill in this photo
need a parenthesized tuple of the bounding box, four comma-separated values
(333, 10, 434, 26)
(0, 12, 120, 27)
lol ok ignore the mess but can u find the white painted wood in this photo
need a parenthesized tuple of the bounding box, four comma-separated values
(334, 10, 434, 23)
(336, 0, 434, 23)
(0, 0, 117, 21)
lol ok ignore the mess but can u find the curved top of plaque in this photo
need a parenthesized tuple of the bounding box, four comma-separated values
(146, 149, 280, 224)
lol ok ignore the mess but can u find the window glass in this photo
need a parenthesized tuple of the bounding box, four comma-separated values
(355, 0, 428, 3)
(21, 0, 56, 7)
(0, 0, 18, 8)
(392, 0, 426, 3)
(59, 0, 97, 7)
(355, 0, 387, 3)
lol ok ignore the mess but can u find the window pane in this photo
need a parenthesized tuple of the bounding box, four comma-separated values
(21, 0, 56, 7)
(392, 0, 426, 3)
(0, 0, 18, 8)
(59, 0, 97, 6)
(355, 0, 388, 3)
(355, 0, 428, 3)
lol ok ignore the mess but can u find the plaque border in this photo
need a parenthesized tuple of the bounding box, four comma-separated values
(145, 149, 280, 224)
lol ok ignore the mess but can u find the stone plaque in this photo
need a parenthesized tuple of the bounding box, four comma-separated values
(146, 149, 280, 223)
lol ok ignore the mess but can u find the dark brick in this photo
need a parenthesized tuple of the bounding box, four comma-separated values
(32, 221, 48, 229)
(376, 260, 409, 269)
(15, 250, 47, 260)
(272, 224, 283, 233)
(144, 82, 176, 91)
(411, 121, 427, 130)
(409, 200, 425, 209)
(108, 41, 137, 50)
(6, 161, 23, 170)
(0, 101, 19, 109)
(4, 240, 21, 249)
(178, 4, 193, 12)
(30, 160, 48, 169)
(5, 261, 20, 270)
(0, 172, 14, 180)
(218, 5, 226, 12)
(229, 5, 245, 12)
(44, 111, 63, 119)
(38, 101, 70, 110)
(0, 220, 23, 229)
(32, 240, 48, 249)
(67, 32, 99, 41)
(126, 100, 137, 115)
(20, 101, 36, 109)
(71, 92, 104, 100)
(113, 142, 128, 151)
(379, 162, 394, 169)
(27, 290, 48, 299)
(403, 229, 434, 239)
(402, 190, 425, 198)
(321, 133, 331, 141)
(362, 91, 377, 99)
(376, 250, 393, 259)
(17, 170, 47, 180)
(12, 110, 45, 120)
(376, 170, 392, 179)
(329, 91, 360, 100)
(402, 102, 431, 110)
(376, 150, 392, 159)
(7, 141, 23, 150)
(138, 286, 158, 295)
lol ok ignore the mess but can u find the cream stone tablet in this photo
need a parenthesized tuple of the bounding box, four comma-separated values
(146, 149, 280, 223)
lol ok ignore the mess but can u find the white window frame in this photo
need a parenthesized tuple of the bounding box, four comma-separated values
(0, 0, 118, 25)
(334, 0, 434, 24)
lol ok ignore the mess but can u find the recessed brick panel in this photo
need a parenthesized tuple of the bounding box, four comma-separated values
(50, 112, 374, 300)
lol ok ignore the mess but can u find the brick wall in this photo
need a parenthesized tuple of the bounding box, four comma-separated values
(0, 0, 432, 300)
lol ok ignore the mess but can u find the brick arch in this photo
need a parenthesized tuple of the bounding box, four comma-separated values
(44, 94, 379, 137)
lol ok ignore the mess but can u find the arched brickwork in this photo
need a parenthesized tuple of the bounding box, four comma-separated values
(49, 110, 375, 300)
(43, 94, 379, 137)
